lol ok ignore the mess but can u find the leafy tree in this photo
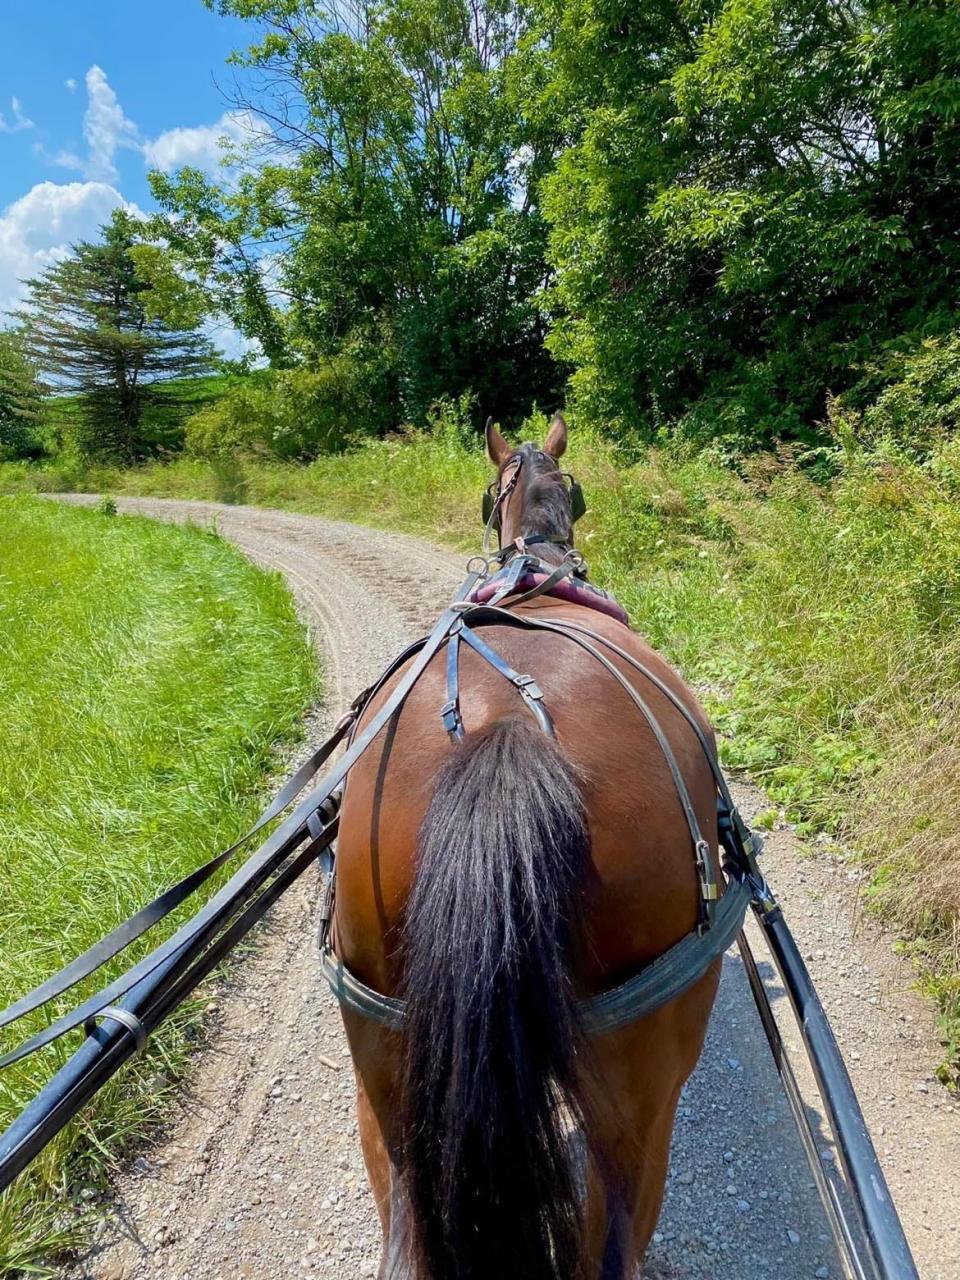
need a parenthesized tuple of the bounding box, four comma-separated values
(0, 328, 43, 459)
(535, 0, 960, 448)
(148, 0, 560, 428)
(17, 214, 215, 461)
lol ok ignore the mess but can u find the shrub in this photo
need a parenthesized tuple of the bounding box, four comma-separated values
(837, 333, 960, 457)
(185, 354, 395, 461)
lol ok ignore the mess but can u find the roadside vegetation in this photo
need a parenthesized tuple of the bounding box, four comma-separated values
(4, 407, 958, 1079)
(1, 0, 958, 1078)
(0, 497, 317, 1272)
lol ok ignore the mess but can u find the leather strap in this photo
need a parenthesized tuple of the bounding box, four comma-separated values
(0, 604, 468, 1069)
(0, 717, 356, 1034)
(496, 558, 577, 607)
(320, 874, 750, 1033)
(482, 456, 523, 555)
(441, 625, 464, 742)
(486, 553, 535, 606)
(458, 625, 556, 737)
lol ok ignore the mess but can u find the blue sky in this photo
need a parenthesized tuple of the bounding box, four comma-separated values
(0, 1, 262, 350)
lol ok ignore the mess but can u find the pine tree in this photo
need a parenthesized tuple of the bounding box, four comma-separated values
(0, 327, 43, 459)
(18, 217, 214, 462)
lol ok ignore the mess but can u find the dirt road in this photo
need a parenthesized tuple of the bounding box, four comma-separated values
(56, 497, 959, 1280)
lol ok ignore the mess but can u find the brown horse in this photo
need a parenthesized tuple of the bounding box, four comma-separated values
(333, 415, 723, 1279)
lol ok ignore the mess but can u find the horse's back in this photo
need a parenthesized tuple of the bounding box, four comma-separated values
(335, 599, 719, 996)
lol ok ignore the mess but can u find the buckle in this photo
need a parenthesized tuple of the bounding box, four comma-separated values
(695, 839, 717, 932)
(515, 674, 543, 700)
(441, 700, 463, 737)
(743, 830, 765, 862)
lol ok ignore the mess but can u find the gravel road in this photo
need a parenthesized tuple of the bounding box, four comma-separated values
(54, 496, 959, 1280)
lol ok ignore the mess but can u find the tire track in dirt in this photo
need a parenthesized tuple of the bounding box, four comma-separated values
(52, 496, 958, 1280)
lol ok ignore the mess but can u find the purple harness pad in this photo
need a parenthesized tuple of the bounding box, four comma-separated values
(469, 572, 630, 626)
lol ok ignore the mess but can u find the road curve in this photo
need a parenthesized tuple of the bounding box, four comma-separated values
(51, 496, 957, 1280)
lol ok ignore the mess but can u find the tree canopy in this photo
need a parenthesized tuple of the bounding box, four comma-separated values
(150, 0, 560, 429)
(6, 0, 960, 455)
(537, 0, 960, 447)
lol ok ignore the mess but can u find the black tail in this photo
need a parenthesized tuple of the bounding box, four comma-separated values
(399, 717, 590, 1280)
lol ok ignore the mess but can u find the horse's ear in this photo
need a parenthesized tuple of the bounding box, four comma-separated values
(544, 413, 568, 460)
(485, 417, 512, 468)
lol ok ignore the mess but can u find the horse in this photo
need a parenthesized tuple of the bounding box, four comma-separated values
(333, 414, 724, 1279)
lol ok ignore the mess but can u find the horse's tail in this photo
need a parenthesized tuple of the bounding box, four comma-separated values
(399, 716, 590, 1280)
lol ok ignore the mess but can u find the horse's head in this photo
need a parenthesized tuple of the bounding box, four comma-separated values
(482, 415, 585, 558)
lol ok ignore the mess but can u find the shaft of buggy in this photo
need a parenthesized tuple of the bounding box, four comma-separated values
(746, 900, 919, 1280)
(0, 821, 336, 1194)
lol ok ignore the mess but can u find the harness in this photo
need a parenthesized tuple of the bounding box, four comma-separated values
(0, 492, 919, 1280)
(0, 492, 762, 1065)
(0, 465, 921, 1280)
(318, 549, 761, 1035)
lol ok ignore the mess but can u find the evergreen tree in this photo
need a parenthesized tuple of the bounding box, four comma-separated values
(0, 327, 43, 459)
(18, 216, 214, 461)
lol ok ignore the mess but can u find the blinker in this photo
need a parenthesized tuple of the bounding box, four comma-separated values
(482, 486, 496, 526)
(567, 477, 587, 524)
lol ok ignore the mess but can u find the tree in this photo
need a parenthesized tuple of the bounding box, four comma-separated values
(148, 0, 561, 428)
(534, 0, 960, 448)
(18, 215, 215, 462)
(0, 327, 43, 459)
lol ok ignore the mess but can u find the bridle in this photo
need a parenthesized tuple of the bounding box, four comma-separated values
(481, 448, 588, 558)
(481, 454, 524, 554)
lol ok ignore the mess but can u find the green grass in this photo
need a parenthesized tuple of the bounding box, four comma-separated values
(2, 426, 959, 1079)
(0, 496, 318, 1273)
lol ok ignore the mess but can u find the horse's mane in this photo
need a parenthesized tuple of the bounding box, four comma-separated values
(517, 443, 573, 543)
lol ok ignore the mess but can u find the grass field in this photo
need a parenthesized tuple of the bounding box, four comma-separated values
(4, 427, 957, 1077)
(0, 497, 318, 1273)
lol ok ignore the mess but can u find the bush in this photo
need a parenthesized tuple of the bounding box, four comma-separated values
(670, 368, 810, 463)
(185, 354, 395, 461)
(837, 333, 960, 457)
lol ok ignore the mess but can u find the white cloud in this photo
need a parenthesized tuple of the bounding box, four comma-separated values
(37, 68, 273, 189)
(0, 180, 143, 316)
(44, 67, 140, 182)
(0, 97, 34, 134)
(51, 148, 85, 171)
(142, 110, 262, 174)
(82, 65, 139, 181)
(65, 78, 77, 92)
(203, 317, 263, 363)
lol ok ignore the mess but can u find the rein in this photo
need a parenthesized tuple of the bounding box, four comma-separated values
(0, 556, 762, 1069)
(317, 564, 764, 1032)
